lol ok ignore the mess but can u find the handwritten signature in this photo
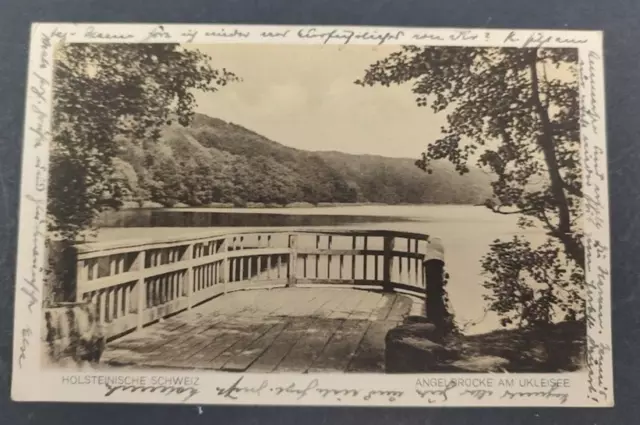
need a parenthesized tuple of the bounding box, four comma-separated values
(501, 383, 569, 404)
(586, 335, 611, 402)
(503, 31, 589, 48)
(18, 327, 33, 368)
(104, 383, 199, 402)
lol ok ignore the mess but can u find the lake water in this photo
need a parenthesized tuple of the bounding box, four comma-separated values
(95, 205, 548, 334)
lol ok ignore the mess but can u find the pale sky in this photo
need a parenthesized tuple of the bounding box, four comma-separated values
(189, 44, 447, 159)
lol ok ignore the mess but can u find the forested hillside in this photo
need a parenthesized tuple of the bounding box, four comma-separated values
(112, 113, 493, 207)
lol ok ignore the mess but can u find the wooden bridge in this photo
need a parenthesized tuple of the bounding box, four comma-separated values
(66, 229, 446, 373)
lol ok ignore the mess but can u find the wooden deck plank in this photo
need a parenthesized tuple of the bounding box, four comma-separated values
(210, 321, 280, 369)
(134, 321, 211, 355)
(246, 291, 340, 372)
(307, 319, 371, 373)
(105, 306, 251, 366)
(274, 318, 345, 373)
(346, 320, 401, 372)
(368, 292, 391, 320)
(257, 289, 300, 317)
(274, 289, 375, 372)
(103, 321, 206, 364)
(187, 322, 269, 369)
(312, 294, 343, 318)
(159, 321, 251, 368)
(246, 317, 317, 373)
(141, 316, 230, 365)
(163, 335, 230, 368)
(386, 294, 413, 322)
(160, 317, 193, 332)
(158, 292, 279, 369)
(219, 290, 265, 317)
(103, 291, 261, 364)
(221, 322, 289, 371)
(329, 289, 368, 319)
(374, 293, 399, 321)
(216, 289, 328, 371)
(101, 287, 414, 373)
(348, 291, 383, 320)
(304, 288, 344, 317)
(268, 287, 324, 317)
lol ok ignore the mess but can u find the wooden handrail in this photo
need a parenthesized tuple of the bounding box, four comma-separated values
(75, 228, 430, 258)
(66, 229, 444, 340)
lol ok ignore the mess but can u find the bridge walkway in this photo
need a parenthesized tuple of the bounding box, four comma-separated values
(101, 287, 418, 373)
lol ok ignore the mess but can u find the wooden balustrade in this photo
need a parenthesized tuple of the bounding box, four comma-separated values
(72, 229, 443, 340)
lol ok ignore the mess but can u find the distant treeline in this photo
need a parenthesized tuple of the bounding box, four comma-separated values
(112, 113, 493, 208)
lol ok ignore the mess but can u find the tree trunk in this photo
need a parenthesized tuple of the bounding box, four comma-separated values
(527, 49, 585, 270)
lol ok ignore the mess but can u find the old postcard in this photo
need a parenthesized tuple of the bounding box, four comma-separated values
(12, 23, 612, 407)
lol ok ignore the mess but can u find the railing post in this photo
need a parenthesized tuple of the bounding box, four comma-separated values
(382, 235, 394, 292)
(185, 243, 194, 309)
(135, 250, 147, 330)
(424, 237, 446, 329)
(75, 256, 87, 303)
(221, 237, 228, 293)
(287, 234, 298, 287)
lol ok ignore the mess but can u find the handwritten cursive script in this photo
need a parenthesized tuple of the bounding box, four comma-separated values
(504, 31, 589, 48)
(216, 376, 269, 400)
(578, 44, 611, 404)
(297, 28, 404, 46)
(86, 26, 135, 40)
(586, 336, 611, 402)
(18, 327, 33, 368)
(501, 383, 569, 405)
(22, 193, 46, 314)
(214, 377, 403, 402)
(104, 383, 199, 402)
(17, 26, 60, 370)
(460, 388, 494, 400)
(415, 380, 457, 403)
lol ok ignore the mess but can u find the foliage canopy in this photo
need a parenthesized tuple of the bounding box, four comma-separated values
(358, 46, 584, 328)
(49, 44, 237, 239)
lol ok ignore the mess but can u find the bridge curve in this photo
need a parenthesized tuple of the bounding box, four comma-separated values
(69, 228, 446, 342)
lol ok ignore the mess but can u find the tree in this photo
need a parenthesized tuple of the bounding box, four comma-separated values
(481, 236, 584, 328)
(357, 47, 584, 330)
(49, 44, 237, 240)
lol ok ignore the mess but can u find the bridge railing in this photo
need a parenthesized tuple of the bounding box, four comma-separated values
(72, 229, 445, 339)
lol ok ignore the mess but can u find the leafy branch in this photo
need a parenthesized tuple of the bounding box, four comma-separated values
(357, 46, 585, 334)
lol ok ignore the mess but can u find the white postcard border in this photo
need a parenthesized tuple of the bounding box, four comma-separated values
(11, 23, 612, 407)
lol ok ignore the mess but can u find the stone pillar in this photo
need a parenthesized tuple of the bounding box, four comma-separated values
(46, 240, 78, 304)
(424, 237, 446, 332)
(42, 302, 106, 366)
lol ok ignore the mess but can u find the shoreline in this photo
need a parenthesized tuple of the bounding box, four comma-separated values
(115, 202, 485, 213)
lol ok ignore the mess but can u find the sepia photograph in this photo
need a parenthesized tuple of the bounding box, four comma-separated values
(38, 40, 589, 376)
